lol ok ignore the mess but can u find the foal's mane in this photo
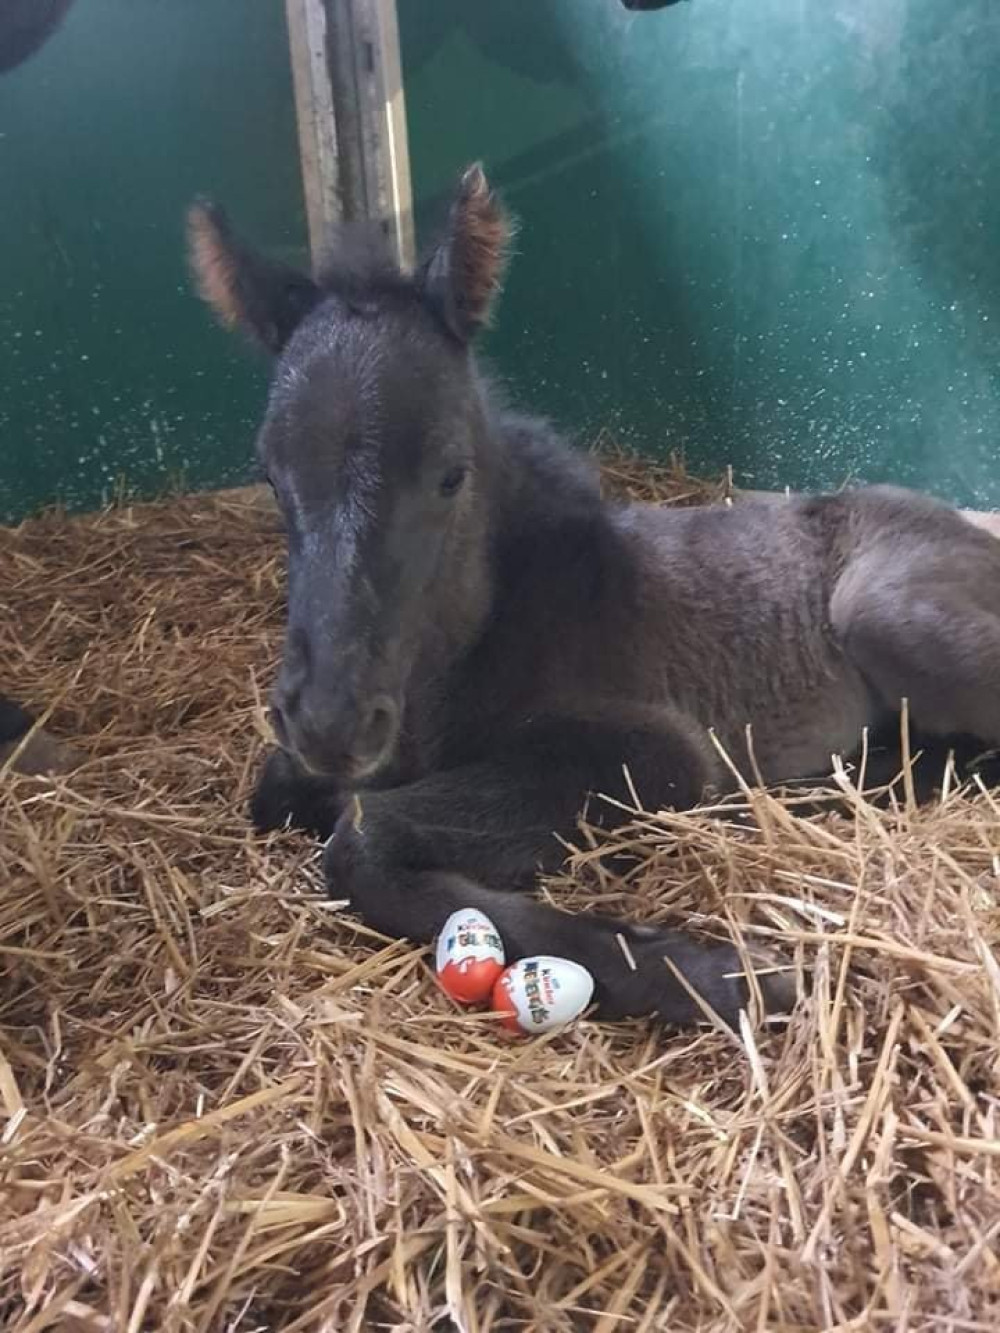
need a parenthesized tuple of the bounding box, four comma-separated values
(313, 224, 416, 313)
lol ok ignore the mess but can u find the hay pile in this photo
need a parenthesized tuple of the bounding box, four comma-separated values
(2, 458, 999, 1332)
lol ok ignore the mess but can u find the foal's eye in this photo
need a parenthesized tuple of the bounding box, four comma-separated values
(438, 465, 467, 498)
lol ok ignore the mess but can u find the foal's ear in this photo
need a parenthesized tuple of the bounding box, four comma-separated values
(419, 163, 514, 343)
(186, 200, 321, 354)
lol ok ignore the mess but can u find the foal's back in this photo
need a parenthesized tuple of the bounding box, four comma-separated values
(602, 484, 996, 781)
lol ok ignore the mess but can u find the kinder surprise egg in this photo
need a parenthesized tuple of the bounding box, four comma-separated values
(492, 956, 595, 1034)
(434, 909, 506, 1004)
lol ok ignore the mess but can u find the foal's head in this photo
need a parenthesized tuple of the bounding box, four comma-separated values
(188, 166, 514, 782)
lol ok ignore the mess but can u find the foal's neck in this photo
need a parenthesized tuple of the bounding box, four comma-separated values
(424, 407, 636, 751)
(491, 411, 608, 535)
(486, 410, 630, 615)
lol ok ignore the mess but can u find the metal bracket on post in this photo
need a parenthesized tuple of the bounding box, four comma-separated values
(285, 0, 415, 275)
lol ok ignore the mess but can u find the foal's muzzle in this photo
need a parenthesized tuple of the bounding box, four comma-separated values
(269, 690, 398, 783)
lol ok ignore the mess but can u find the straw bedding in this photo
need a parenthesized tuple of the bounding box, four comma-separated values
(2, 455, 999, 1332)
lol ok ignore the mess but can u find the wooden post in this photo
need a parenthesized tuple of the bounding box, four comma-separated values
(284, 0, 342, 270)
(284, 0, 414, 274)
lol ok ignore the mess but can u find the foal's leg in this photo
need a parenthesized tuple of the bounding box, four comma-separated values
(323, 711, 794, 1027)
(831, 525, 1000, 745)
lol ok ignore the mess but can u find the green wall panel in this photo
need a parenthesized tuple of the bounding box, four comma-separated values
(399, 0, 1000, 507)
(0, 0, 307, 522)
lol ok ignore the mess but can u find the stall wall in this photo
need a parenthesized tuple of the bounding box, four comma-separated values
(0, 0, 307, 521)
(398, 0, 1000, 508)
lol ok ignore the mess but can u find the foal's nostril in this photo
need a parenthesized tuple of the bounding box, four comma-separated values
(359, 697, 397, 761)
(269, 701, 290, 748)
(280, 627, 311, 695)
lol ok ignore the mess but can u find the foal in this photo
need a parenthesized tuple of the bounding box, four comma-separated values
(188, 165, 1000, 1027)
(0, 694, 79, 776)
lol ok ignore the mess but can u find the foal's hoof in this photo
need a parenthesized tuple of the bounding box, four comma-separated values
(688, 943, 798, 1028)
(598, 929, 797, 1030)
(0, 728, 82, 777)
(321, 801, 366, 898)
(249, 747, 344, 839)
(728, 947, 798, 1024)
